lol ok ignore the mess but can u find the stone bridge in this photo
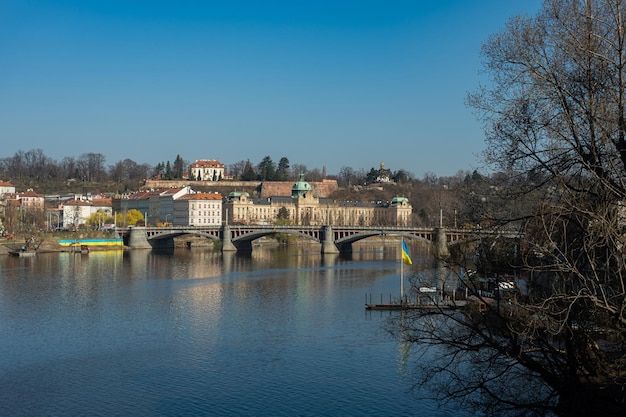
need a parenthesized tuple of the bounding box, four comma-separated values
(118, 224, 494, 256)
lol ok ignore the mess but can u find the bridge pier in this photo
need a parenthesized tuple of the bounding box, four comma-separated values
(321, 226, 340, 254)
(126, 226, 153, 249)
(221, 225, 237, 252)
(434, 227, 450, 258)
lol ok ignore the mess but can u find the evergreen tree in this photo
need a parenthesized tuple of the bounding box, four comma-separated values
(241, 160, 256, 181)
(365, 168, 378, 184)
(257, 156, 276, 181)
(172, 154, 185, 179)
(275, 157, 290, 181)
(152, 162, 165, 179)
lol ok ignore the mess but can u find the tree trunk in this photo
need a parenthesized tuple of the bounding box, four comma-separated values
(557, 383, 625, 417)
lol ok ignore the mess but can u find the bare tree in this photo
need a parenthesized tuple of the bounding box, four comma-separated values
(23, 149, 50, 178)
(305, 168, 323, 182)
(109, 161, 125, 183)
(337, 166, 357, 187)
(78, 153, 106, 182)
(290, 163, 308, 181)
(59, 156, 78, 179)
(6, 151, 25, 178)
(108, 159, 151, 185)
(228, 160, 247, 180)
(392, 2, 626, 416)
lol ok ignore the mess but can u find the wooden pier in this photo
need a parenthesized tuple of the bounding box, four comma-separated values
(365, 293, 466, 311)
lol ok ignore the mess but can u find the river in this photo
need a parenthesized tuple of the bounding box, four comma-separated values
(0, 243, 468, 416)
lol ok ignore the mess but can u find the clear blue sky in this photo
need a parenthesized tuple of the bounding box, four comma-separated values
(0, 0, 541, 178)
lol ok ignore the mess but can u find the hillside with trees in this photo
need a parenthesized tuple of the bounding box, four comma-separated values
(0, 148, 502, 230)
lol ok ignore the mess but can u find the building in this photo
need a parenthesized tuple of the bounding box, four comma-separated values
(224, 174, 412, 227)
(151, 187, 192, 225)
(173, 193, 223, 226)
(115, 176, 411, 228)
(60, 197, 113, 229)
(375, 162, 393, 183)
(15, 189, 45, 210)
(113, 189, 162, 222)
(0, 188, 45, 232)
(117, 186, 223, 226)
(190, 160, 225, 181)
(0, 181, 15, 196)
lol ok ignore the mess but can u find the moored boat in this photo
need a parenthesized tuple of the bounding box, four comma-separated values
(8, 236, 41, 257)
(8, 248, 37, 257)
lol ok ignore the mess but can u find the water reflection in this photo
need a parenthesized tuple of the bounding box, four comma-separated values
(0, 243, 468, 417)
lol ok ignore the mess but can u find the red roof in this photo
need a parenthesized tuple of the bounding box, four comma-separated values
(125, 190, 163, 200)
(178, 193, 222, 201)
(191, 159, 224, 168)
(91, 198, 112, 206)
(19, 189, 43, 198)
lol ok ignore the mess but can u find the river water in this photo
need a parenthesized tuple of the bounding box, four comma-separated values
(0, 243, 468, 416)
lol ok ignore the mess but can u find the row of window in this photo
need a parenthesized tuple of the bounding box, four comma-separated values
(191, 203, 220, 209)
(190, 218, 219, 224)
(191, 211, 218, 217)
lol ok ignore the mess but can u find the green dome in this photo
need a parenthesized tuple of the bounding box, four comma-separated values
(292, 174, 312, 198)
(391, 196, 409, 206)
(228, 191, 250, 200)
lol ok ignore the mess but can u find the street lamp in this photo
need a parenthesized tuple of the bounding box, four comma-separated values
(165, 213, 171, 226)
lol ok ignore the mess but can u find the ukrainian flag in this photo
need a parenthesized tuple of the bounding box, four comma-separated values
(402, 239, 412, 266)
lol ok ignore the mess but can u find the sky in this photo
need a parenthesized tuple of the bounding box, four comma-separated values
(0, 0, 542, 178)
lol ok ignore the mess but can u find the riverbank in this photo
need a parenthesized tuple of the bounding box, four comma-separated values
(0, 231, 124, 255)
(0, 234, 395, 255)
(0, 239, 124, 255)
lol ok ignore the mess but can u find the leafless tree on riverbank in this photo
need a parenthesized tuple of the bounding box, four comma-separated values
(390, 1, 626, 416)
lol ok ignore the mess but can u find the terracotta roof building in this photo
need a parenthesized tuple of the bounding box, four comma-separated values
(15, 189, 45, 209)
(174, 193, 223, 226)
(190, 159, 225, 181)
(0, 181, 15, 196)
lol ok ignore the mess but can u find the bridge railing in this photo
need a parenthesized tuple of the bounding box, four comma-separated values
(114, 224, 516, 237)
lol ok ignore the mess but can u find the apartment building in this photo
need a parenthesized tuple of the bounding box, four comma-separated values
(173, 193, 223, 226)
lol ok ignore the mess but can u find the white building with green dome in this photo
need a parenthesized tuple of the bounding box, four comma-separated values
(223, 174, 412, 227)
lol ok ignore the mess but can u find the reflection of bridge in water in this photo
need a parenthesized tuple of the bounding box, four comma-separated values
(117, 224, 516, 256)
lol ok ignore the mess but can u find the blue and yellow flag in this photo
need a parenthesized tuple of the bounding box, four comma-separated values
(402, 239, 412, 266)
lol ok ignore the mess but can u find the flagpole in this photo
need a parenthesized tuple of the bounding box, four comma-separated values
(400, 238, 404, 304)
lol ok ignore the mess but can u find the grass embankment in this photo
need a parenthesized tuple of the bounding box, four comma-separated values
(0, 230, 120, 254)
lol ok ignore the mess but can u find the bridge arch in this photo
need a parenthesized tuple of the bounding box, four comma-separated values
(334, 231, 433, 252)
(148, 231, 221, 242)
(147, 230, 221, 249)
(231, 229, 321, 251)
